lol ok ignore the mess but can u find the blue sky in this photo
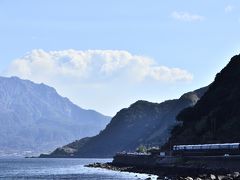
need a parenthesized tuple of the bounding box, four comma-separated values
(1, 0, 240, 116)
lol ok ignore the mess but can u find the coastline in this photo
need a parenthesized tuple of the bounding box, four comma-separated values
(86, 161, 240, 180)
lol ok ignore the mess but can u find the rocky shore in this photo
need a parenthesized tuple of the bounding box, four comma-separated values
(86, 162, 240, 180)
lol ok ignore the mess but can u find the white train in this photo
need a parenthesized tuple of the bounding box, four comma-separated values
(172, 143, 240, 156)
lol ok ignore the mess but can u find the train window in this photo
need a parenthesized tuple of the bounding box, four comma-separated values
(212, 145, 217, 149)
(234, 144, 239, 149)
(223, 145, 228, 149)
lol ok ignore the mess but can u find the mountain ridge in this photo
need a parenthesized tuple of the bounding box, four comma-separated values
(44, 86, 207, 158)
(0, 76, 110, 156)
(163, 54, 240, 149)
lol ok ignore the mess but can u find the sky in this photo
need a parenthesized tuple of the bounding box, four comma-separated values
(0, 0, 240, 116)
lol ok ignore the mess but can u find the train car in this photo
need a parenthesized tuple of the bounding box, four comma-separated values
(172, 143, 240, 156)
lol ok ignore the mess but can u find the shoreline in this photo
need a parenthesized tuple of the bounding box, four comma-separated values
(86, 162, 240, 180)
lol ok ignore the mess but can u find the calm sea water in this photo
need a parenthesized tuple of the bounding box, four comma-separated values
(0, 158, 157, 179)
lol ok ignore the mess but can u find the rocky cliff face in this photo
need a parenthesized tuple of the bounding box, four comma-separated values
(0, 76, 110, 156)
(45, 87, 207, 158)
(164, 54, 240, 148)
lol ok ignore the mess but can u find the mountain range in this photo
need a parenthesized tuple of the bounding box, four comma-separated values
(43, 86, 207, 158)
(0, 76, 110, 156)
(5, 53, 240, 158)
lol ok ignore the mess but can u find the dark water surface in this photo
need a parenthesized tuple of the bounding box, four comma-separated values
(0, 158, 157, 179)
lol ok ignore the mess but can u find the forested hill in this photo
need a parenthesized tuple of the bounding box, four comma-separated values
(44, 86, 207, 158)
(164, 54, 240, 148)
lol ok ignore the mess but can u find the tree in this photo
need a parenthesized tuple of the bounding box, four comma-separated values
(136, 144, 147, 153)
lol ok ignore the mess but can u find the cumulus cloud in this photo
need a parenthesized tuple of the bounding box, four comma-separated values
(4, 49, 194, 115)
(225, 5, 234, 13)
(5, 49, 193, 83)
(171, 11, 204, 22)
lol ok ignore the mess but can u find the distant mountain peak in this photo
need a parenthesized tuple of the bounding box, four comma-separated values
(0, 76, 110, 156)
(180, 87, 208, 104)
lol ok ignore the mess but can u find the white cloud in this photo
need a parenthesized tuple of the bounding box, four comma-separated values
(5, 49, 193, 83)
(171, 11, 204, 22)
(4, 49, 193, 116)
(225, 5, 234, 13)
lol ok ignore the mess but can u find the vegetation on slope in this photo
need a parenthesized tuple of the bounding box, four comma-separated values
(164, 54, 240, 148)
(46, 87, 207, 158)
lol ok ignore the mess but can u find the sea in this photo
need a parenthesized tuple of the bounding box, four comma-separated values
(0, 158, 157, 179)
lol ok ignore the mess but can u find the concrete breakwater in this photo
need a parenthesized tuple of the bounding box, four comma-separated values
(111, 153, 227, 176)
(112, 153, 163, 167)
(86, 153, 240, 179)
(112, 153, 240, 172)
